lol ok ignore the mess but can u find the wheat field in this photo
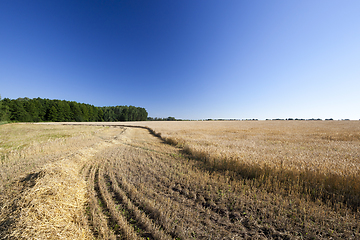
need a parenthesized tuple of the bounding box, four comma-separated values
(1, 121, 359, 239)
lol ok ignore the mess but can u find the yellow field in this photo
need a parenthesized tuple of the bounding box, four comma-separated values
(138, 120, 360, 175)
(1, 121, 359, 239)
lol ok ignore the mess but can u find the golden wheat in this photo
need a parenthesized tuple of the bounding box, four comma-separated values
(2, 122, 360, 239)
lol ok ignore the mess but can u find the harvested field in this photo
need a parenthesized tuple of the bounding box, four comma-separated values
(135, 121, 360, 212)
(0, 124, 122, 239)
(1, 121, 360, 239)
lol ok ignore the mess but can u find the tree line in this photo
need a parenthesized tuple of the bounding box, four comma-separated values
(0, 97, 147, 122)
(147, 116, 177, 121)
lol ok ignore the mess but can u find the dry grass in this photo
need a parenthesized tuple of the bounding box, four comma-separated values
(9, 157, 92, 239)
(83, 126, 360, 239)
(1, 121, 360, 239)
(125, 121, 360, 211)
(0, 123, 124, 239)
(136, 121, 360, 176)
(0, 123, 104, 192)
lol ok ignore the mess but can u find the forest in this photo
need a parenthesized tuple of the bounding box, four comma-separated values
(0, 97, 148, 122)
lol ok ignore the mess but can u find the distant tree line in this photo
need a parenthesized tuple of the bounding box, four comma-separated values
(0, 97, 147, 122)
(147, 116, 178, 121)
(266, 118, 327, 121)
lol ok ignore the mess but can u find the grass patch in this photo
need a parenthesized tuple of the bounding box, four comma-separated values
(0, 121, 10, 126)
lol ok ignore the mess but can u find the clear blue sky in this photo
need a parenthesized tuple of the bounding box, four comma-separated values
(1, 0, 359, 120)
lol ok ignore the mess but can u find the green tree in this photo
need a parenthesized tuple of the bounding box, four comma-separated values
(120, 106, 129, 121)
(70, 102, 83, 121)
(48, 105, 58, 122)
(0, 96, 10, 121)
(62, 101, 73, 121)
(24, 100, 39, 121)
(103, 108, 115, 121)
(0, 97, 148, 122)
(54, 101, 64, 122)
(80, 104, 89, 122)
(97, 108, 104, 121)
(10, 100, 31, 122)
(88, 105, 95, 122)
(34, 98, 47, 121)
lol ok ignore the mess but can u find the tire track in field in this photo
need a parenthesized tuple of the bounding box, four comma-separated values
(120, 151, 246, 239)
(87, 164, 117, 239)
(94, 128, 246, 239)
(83, 128, 188, 239)
(81, 126, 258, 239)
(105, 170, 173, 240)
(106, 170, 179, 240)
(137, 153, 241, 225)
(87, 162, 162, 240)
(2, 146, 101, 240)
(82, 126, 287, 239)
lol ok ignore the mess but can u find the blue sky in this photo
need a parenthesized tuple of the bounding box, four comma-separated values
(1, 0, 359, 120)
